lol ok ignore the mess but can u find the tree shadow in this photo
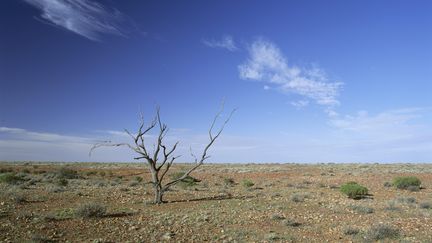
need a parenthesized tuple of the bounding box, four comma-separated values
(167, 194, 255, 203)
(104, 211, 136, 218)
(352, 193, 374, 200)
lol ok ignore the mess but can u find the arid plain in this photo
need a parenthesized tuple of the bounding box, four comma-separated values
(0, 162, 431, 242)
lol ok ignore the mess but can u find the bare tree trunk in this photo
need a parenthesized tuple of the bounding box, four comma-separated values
(154, 184, 163, 204)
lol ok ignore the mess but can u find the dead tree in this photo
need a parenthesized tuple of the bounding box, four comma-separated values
(90, 104, 235, 204)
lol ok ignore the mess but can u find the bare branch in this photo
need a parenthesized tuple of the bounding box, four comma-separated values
(157, 141, 179, 171)
(89, 142, 140, 156)
(163, 104, 237, 192)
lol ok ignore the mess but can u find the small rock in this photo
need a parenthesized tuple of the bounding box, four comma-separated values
(162, 232, 174, 240)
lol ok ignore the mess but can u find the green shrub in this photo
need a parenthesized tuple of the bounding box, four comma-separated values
(170, 172, 200, 188)
(21, 168, 31, 174)
(392, 176, 421, 190)
(56, 178, 68, 187)
(75, 202, 106, 218)
(223, 177, 236, 186)
(242, 179, 254, 188)
(340, 182, 368, 199)
(99, 171, 106, 177)
(0, 168, 13, 174)
(134, 176, 143, 182)
(85, 171, 97, 176)
(0, 173, 24, 185)
(57, 167, 79, 179)
(12, 193, 27, 204)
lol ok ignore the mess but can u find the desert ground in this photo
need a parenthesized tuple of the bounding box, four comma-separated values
(0, 162, 431, 242)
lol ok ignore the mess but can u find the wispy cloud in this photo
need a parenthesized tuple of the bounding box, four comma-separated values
(0, 126, 93, 143)
(23, 0, 126, 41)
(239, 39, 343, 109)
(328, 108, 424, 132)
(290, 100, 309, 109)
(202, 35, 238, 51)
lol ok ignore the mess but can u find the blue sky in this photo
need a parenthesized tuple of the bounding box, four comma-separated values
(1, 0, 432, 163)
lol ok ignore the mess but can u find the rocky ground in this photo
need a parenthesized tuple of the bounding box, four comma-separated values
(0, 162, 431, 242)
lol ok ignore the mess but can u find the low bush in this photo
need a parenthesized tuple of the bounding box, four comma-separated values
(75, 202, 106, 218)
(340, 182, 368, 199)
(283, 219, 302, 227)
(343, 226, 360, 235)
(396, 196, 416, 204)
(385, 200, 400, 211)
(242, 179, 254, 188)
(223, 178, 236, 186)
(0, 168, 13, 174)
(56, 178, 68, 187)
(0, 173, 24, 185)
(85, 171, 97, 176)
(383, 181, 392, 187)
(392, 176, 421, 190)
(57, 167, 79, 179)
(12, 193, 27, 204)
(170, 172, 200, 188)
(350, 205, 374, 214)
(419, 202, 431, 209)
(365, 224, 400, 241)
(290, 192, 310, 203)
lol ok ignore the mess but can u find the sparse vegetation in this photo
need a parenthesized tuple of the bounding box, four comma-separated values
(223, 177, 236, 187)
(75, 202, 107, 218)
(365, 224, 400, 241)
(242, 179, 254, 188)
(396, 196, 416, 204)
(0, 162, 431, 242)
(171, 172, 200, 188)
(57, 167, 79, 179)
(0, 173, 24, 185)
(340, 182, 368, 199)
(290, 192, 309, 202)
(385, 200, 400, 211)
(392, 176, 421, 190)
(343, 226, 360, 235)
(56, 178, 68, 187)
(349, 205, 374, 214)
(283, 219, 302, 227)
(419, 202, 431, 209)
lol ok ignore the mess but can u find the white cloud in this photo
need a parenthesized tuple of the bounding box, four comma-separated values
(239, 39, 343, 108)
(23, 0, 126, 41)
(202, 35, 238, 51)
(290, 100, 309, 109)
